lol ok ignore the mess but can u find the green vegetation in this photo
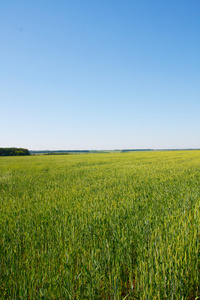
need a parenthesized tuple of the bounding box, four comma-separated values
(0, 147, 30, 156)
(0, 151, 199, 299)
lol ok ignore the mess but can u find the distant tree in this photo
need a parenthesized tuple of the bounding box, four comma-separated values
(0, 148, 30, 156)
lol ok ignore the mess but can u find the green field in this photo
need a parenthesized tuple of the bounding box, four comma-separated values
(0, 151, 200, 299)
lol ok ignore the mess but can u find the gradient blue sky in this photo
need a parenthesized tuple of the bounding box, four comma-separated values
(0, 0, 199, 150)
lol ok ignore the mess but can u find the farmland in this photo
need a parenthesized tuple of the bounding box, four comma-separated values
(0, 151, 200, 299)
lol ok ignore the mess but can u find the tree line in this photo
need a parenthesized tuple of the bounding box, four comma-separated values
(0, 148, 30, 156)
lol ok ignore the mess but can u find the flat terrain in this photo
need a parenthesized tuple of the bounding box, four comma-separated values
(0, 151, 199, 299)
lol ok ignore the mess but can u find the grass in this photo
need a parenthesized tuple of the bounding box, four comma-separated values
(0, 151, 200, 299)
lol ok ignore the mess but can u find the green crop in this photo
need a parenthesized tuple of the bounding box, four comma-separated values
(0, 151, 199, 299)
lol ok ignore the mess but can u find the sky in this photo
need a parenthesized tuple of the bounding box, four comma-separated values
(0, 0, 199, 150)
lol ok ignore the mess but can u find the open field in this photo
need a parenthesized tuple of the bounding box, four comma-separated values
(0, 151, 200, 299)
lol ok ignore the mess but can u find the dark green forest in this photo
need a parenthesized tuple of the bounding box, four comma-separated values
(0, 148, 30, 156)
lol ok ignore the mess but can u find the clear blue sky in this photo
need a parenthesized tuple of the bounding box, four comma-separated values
(0, 0, 199, 150)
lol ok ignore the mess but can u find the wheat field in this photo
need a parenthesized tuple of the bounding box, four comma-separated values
(1, 151, 199, 299)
